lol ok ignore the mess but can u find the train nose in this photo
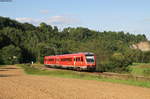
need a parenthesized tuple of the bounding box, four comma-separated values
(87, 63, 95, 66)
(87, 65, 95, 67)
(87, 65, 96, 71)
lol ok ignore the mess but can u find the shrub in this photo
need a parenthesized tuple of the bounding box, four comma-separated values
(96, 53, 132, 72)
(110, 53, 131, 72)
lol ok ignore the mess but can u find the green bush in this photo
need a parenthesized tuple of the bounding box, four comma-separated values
(110, 53, 131, 72)
(97, 53, 132, 72)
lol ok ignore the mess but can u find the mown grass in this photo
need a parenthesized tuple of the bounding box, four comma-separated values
(18, 64, 150, 88)
(129, 63, 150, 77)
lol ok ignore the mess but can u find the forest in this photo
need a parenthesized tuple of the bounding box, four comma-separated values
(0, 16, 150, 72)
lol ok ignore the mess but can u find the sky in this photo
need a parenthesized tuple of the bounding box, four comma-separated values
(0, 0, 150, 39)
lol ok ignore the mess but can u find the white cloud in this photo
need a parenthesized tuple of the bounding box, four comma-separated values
(46, 16, 78, 24)
(15, 15, 80, 26)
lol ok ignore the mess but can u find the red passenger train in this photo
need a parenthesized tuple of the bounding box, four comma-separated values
(44, 52, 96, 71)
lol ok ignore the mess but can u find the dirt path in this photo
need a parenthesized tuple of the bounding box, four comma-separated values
(0, 65, 150, 99)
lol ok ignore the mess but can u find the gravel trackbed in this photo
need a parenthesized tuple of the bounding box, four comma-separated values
(0, 65, 150, 99)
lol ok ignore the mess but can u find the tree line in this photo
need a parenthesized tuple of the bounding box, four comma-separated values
(0, 16, 149, 72)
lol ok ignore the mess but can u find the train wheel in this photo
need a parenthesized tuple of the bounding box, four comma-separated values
(76, 67, 81, 71)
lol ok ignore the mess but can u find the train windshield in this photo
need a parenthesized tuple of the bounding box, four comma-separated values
(86, 55, 95, 63)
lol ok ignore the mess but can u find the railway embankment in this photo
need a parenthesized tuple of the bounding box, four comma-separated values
(30, 64, 150, 82)
(19, 64, 150, 88)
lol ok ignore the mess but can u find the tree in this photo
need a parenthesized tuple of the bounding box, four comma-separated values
(0, 45, 21, 64)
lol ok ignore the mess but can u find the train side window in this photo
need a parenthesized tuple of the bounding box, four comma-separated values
(61, 58, 72, 61)
(76, 57, 80, 61)
(68, 58, 72, 61)
(49, 58, 54, 61)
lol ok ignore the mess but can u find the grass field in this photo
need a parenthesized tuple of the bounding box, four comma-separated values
(129, 63, 150, 77)
(17, 64, 150, 88)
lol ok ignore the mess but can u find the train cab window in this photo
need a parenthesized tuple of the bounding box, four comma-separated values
(86, 55, 95, 63)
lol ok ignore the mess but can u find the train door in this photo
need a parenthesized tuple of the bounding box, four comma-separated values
(74, 56, 76, 67)
(56, 56, 59, 66)
(75, 57, 82, 66)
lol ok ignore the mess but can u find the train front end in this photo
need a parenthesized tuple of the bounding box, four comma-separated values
(85, 53, 96, 71)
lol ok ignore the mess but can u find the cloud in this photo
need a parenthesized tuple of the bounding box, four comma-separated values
(46, 16, 79, 24)
(39, 10, 49, 14)
(15, 15, 80, 26)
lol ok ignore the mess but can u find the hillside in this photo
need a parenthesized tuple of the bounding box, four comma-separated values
(0, 16, 149, 72)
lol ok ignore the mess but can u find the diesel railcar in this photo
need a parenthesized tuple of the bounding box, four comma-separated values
(44, 52, 96, 71)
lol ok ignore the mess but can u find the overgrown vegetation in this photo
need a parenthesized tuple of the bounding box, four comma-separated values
(129, 63, 150, 77)
(0, 16, 150, 72)
(18, 64, 150, 88)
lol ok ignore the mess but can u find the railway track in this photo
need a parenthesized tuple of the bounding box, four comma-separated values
(32, 65, 150, 82)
